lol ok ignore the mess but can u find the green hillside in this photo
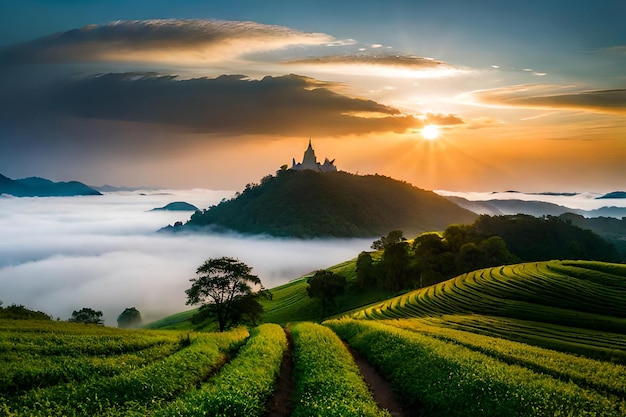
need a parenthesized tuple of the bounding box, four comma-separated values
(165, 169, 477, 238)
(351, 260, 626, 361)
(148, 258, 402, 330)
(4, 261, 626, 416)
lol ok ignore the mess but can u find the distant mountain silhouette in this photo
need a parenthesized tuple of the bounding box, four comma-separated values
(597, 191, 626, 199)
(446, 195, 626, 218)
(445, 195, 626, 260)
(0, 174, 101, 197)
(163, 170, 477, 238)
(151, 201, 199, 211)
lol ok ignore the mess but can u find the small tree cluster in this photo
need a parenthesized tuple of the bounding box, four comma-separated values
(68, 307, 103, 325)
(358, 227, 516, 291)
(0, 301, 52, 320)
(117, 307, 142, 328)
(306, 270, 347, 314)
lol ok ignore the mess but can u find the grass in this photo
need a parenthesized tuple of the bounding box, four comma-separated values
(327, 318, 625, 417)
(153, 323, 287, 417)
(5, 260, 626, 416)
(382, 318, 626, 398)
(150, 256, 400, 329)
(1, 323, 249, 416)
(290, 322, 391, 417)
(353, 260, 626, 333)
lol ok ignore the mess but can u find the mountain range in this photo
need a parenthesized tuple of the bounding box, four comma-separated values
(0, 174, 101, 197)
(446, 196, 626, 218)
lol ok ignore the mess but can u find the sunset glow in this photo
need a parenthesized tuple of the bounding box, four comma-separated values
(421, 125, 440, 140)
(0, 1, 624, 192)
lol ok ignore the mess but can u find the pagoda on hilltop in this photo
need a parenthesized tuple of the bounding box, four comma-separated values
(290, 139, 337, 172)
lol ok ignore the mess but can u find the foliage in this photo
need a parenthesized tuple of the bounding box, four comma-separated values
(354, 260, 626, 335)
(2, 321, 249, 416)
(355, 251, 377, 288)
(306, 269, 347, 314)
(383, 318, 626, 398)
(185, 256, 269, 331)
(0, 303, 51, 320)
(68, 307, 103, 325)
(117, 307, 142, 328)
(175, 170, 477, 238)
(363, 212, 617, 292)
(154, 323, 286, 417)
(370, 229, 406, 250)
(472, 214, 621, 262)
(291, 322, 391, 417)
(327, 318, 624, 416)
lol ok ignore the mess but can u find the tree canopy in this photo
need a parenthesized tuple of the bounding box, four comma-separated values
(117, 307, 142, 328)
(168, 170, 477, 238)
(68, 307, 103, 325)
(0, 302, 51, 320)
(185, 257, 269, 331)
(306, 269, 347, 314)
(358, 214, 618, 293)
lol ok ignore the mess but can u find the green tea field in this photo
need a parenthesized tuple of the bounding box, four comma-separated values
(2, 260, 626, 416)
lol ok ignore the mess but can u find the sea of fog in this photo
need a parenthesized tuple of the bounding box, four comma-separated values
(435, 190, 626, 211)
(3, 188, 625, 327)
(0, 190, 373, 326)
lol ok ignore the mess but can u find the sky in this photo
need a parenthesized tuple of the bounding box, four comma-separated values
(0, 0, 625, 192)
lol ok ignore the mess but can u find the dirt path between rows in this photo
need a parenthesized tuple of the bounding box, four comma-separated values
(265, 328, 295, 417)
(346, 343, 417, 417)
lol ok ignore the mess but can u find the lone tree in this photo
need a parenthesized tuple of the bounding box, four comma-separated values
(306, 269, 347, 315)
(117, 307, 142, 328)
(185, 257, 269, 332)
(69, 307, 103, 325)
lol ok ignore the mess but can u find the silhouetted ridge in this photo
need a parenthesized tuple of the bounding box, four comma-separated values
(167, 170, 477, 238)
(0, 174, 101, 197)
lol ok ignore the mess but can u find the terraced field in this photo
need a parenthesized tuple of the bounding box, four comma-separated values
(3, 261, 626, 416)
(354, 260, 626, 334)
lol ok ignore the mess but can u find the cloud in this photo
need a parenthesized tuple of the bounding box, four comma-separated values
(0, 72, 421, 137)
(287, 54, 447, 69)
(461, 84, 626, 115)
(0, 19, 334, 66)
(0, 191, 373, 325)
(285, 54, 466, 78)
(595, 45, 626, 55)
(421, 112, 465, 126)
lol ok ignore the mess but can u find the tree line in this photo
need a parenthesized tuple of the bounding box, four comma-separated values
(356, 214, 620, 293)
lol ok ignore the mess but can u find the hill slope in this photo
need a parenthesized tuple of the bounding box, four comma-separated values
(167, 170, 477, 238)
(354, 260, 626, 333)
(0, 174, 101, 197)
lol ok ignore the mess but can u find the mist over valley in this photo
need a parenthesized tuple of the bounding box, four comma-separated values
(0, 190, 373, 325)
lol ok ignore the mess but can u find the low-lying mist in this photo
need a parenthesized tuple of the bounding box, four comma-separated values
(0, 190, 373, 326)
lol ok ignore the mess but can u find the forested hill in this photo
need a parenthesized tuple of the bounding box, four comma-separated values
(0, 174, 101, 197)
(166, 170, 478, 238)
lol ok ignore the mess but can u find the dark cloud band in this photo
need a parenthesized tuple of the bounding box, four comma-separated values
(467, 85, 626, 115)
(0, 19, 333, 65)
(0, 72, 425, 139)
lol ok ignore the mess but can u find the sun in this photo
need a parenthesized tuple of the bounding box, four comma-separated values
(421, 124, 440, 140)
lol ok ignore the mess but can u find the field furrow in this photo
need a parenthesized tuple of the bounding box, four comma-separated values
(327, 318, 625, 417)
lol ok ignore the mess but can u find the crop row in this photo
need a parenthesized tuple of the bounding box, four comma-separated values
(290, 321, 390, 417)
(383, 318, 626, 398)
(327, 318, 624, 417)
(2, 327, 249, 416)
(354, 261, 626, 333)
(0, 341, 180, 396)
(151, 323, 287, 417)
(428, 313, 626, 362)
(0, 319, 179, 356)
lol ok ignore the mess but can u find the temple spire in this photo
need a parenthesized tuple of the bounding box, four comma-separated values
(290, 139, 337, 172)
